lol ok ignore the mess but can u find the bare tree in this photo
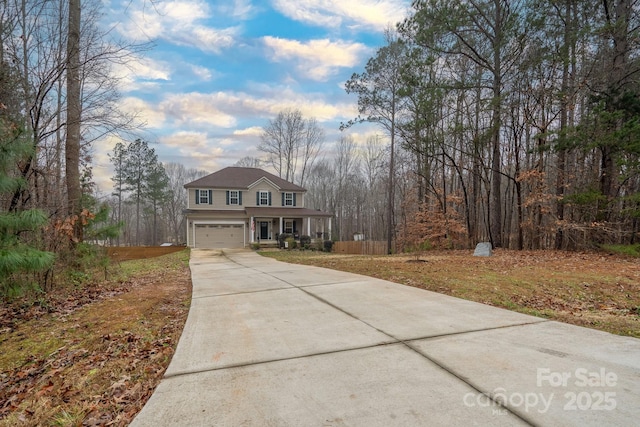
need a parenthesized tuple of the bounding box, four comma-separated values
(259, 108, 324, 184)
(163, 162, 207, 244)
(360, 136, 387, 240)
(299, 117, 324, 187)
(234, 156, 263, 168)
(333, 136, 359, 240)
(260, 109, 304, 181)
(2, 0, 146, 240)
(305, 159, 335, 213)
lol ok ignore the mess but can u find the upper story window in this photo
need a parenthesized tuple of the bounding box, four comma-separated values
(282, 192, 296, 206)
(258, 191, 271, 206)
(229, 191, 239, 205)
(227, 190, 240, 205)
(284, 192, 293, 206)
(195, 189, 212, 205)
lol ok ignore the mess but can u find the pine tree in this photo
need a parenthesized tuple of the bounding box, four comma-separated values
(0, 119, 55, 295)
(145, 162, 170, 245)
(122, 139, 156, 245)
(109, 142, 126, 245)
(110, 138, 169, 245)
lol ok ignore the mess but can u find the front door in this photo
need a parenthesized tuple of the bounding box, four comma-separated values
(260, 221, 269, 240)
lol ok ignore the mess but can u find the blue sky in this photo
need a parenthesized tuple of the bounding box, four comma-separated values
(93, 0, 412, 189)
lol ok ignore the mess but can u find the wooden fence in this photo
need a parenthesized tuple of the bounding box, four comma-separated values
(333, 241, 387, 255)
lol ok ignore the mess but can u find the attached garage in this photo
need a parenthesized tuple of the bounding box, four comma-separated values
(194, 223, 245, 249)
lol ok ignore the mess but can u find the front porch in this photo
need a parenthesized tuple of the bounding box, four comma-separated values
(252, 233, 332, 249)
(245, 207, 332, 247)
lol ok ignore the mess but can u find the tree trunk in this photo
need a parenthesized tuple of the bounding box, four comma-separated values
(490, 71, 503, 248)
(489, 0, 503, 248)
(66, 0, 82, 241)
(387, 102, 396, 254)
(555, 0, 573, 249)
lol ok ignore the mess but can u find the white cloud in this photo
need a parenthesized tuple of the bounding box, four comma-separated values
(233, 126, 263, 137)
(119, 97, 167, 128)
(114, 0, 239, 53)
(159, 93, 237, 128)
(203, 88, 357, 122)
(214, 0, 258, 19)
(117, 85, 357, 136)
(262, 36, 369, 81)
(159, 132, 225, 171)
(271, 0, 410, 32)
(129, 57, 171, 81)
(190, 65, 212, 81)
(189, 150, 225, 172)
(161, 131, 209, 149)
(188, 26, 238, 53)
(110, 56, 171, 91)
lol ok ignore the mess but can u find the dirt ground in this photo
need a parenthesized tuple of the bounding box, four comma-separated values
(106, 246, 186, 262)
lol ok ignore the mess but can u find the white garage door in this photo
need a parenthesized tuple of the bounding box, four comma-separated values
(195, 224, 244, 249)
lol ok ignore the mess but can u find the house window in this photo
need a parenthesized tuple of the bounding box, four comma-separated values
(284, 220, 293, 234)
(229, 190, 239, 205)
(196, 189, 211, 205)
(259, 191, 269, 206)
(284, 192, 293, 206)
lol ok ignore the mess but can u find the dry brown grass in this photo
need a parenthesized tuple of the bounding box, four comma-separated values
(0, 249, 192, 426)
(261, 249, 640, 338)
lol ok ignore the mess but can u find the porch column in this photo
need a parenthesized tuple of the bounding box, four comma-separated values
(307, 217, 311, 236)
(250, 216, 255, 243)
(328, 217, 332, 240)
(279, 217, 283, 234)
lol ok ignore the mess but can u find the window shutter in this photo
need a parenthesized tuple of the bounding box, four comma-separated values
(208, 190, 213, 204)
(293, 193, 297, 206)
(268, 192, 272, 206)
(256, 191, 260, 205)
(282, 193, 285, 206)
(239, 191, 243, 205)
(226, 190, 230, 205)
(195, 189, 200, 205)
(293, 220, 297, 233)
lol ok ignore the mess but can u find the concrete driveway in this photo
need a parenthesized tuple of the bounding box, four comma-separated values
(131, 249, 640, 426)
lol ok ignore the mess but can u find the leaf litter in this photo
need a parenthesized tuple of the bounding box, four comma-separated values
(0, 250, 192, 426)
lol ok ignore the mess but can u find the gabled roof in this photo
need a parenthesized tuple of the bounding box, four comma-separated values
(184, 167, 306, 192)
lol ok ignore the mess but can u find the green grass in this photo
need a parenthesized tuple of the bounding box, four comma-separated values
(114, 248, 190, 278)
(601, 244, 640, 257)
(0, 332, 65, 371)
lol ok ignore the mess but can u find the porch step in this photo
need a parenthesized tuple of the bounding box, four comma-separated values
(256, 241, 279, 248)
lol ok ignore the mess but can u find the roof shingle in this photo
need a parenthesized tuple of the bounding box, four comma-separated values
(184, 167, 306, 192)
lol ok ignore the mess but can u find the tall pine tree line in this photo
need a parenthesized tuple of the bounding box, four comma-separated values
(337, 0, 640, 250)
(110, 139, 170, 246)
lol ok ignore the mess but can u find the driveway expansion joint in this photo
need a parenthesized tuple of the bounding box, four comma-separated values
(143, 250, 639, 427)
(162, 341, 400, 380)
(257, 265, 540, 425)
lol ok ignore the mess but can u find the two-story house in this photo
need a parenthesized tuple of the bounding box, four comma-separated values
(184, 167, 333, 249)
